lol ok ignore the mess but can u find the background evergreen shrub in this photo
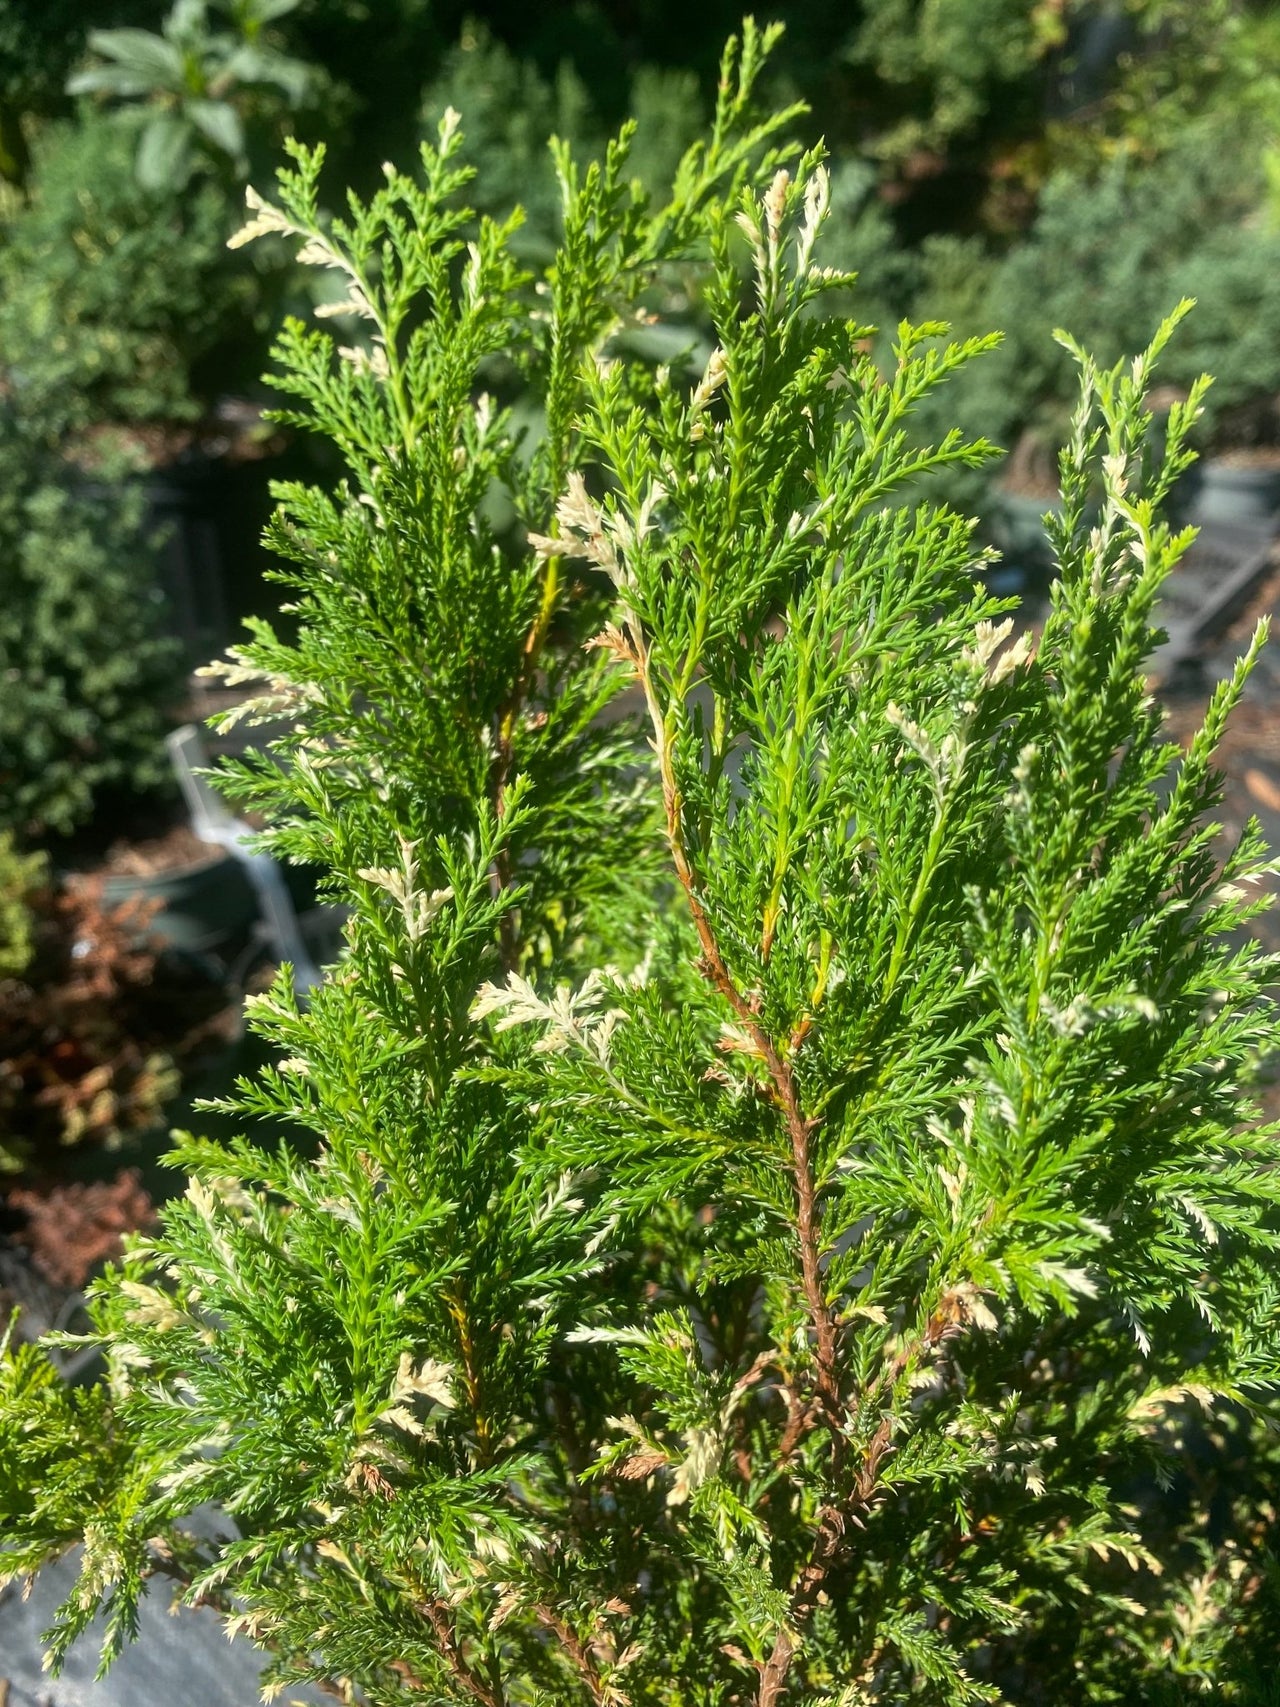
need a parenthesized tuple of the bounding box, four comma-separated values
(0, 831, 42, 983)
(0, 416, 179, 838)
(915, 124, 1280, 469)
(0, 110, 256, 437)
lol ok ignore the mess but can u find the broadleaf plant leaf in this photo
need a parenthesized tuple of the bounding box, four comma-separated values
(134, 111, 193, 189)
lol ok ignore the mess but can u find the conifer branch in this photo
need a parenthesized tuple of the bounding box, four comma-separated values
(5, 46, 1278, 1707)
(415, 1601, 506, 1707)
(533, 1605, 608, 1705)
(636, 634, 844, 1436)
(756, 1272, 986, 1701)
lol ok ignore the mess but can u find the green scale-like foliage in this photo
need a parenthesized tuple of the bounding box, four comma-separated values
(3, 22, 1280, 1706)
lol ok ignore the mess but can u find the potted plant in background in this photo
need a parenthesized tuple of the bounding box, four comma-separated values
(0, 841, 156, 1333)
(0, 831, 43, 1011)
(0, 404, 180, 847)
(0, 3, 321, 955)
(0, 384, 268, 961)
(0, 0, 324, 679)
(67, 0, 317, 192)
(0, 870, 180, 1166)
(0, 97, 298, 669)
(911, 120, 1280, 563)
(0, 0, 158, 188)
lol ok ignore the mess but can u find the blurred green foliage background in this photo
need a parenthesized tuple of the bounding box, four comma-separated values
(1, 0, 1279, 841)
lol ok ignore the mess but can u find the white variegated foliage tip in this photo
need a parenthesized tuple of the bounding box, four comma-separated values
(357, 836, 452, 943)
(473, 965, 636, 1062)
(226, 184, 293, 250)
(377, 1354, 456, 1436)
(961, 617, 1035, 683)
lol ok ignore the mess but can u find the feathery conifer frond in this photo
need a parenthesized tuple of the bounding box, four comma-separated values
(3, 20, 1279, 1705)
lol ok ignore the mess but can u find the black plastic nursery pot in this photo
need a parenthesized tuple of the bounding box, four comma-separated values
(1192, 458, 1280, 530)
(142, 449, 286, 667)
(100, 845, 258, 955)
(983, 489, 1060, 604)
(71, 409, 312, 670)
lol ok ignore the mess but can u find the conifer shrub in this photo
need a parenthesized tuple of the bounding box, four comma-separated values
(0, 109, 251, 438)
(4, 23, 1280, 1704)
(915, 125, 1280, 475)
(0, 415, 180, 838)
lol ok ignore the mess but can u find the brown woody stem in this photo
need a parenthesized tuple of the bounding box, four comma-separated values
(755, 1506, 846, 1707)
(445, 1284, 493, 1463)
(638, 641, 842, 1428)
(534, 1605, 608, 1704)
(754, 1309, 957, 1704)
(491, 553, 563, 969)
(417, 1600, 505, 1707)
